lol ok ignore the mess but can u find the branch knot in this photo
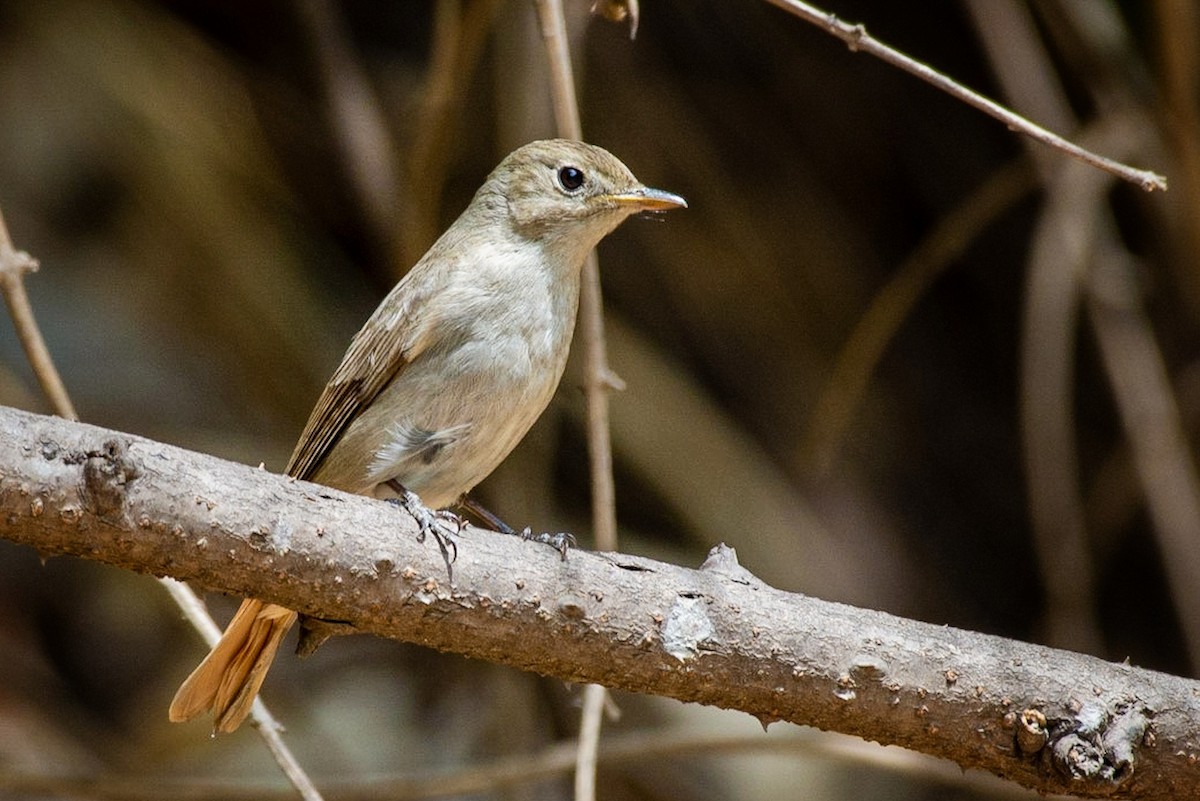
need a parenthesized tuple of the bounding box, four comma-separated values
(82, 438, 140, 520)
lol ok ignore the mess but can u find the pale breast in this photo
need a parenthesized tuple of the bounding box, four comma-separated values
(322, 257, 581, 508)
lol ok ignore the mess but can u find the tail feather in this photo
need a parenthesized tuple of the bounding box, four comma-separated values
(169, 598, 298, 733)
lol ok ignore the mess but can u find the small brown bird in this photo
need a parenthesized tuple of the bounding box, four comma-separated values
(168, 139, 686, 733)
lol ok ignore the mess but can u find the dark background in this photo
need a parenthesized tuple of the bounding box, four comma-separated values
(0, 1, 1192, 799)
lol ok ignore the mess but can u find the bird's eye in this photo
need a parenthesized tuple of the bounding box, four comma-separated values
(558, 165, 585, 192)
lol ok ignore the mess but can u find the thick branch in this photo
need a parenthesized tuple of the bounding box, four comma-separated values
(0, 405, 1196, 798)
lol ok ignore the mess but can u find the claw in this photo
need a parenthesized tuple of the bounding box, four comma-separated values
(456, 496, 575, 561)
(388, 490, 463, 580)
(520, 528, 575, 560)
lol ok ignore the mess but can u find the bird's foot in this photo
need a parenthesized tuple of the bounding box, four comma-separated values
(518, 528, 575, 560)
(388, 490, 463, 579)
(456, 495, 574, 560)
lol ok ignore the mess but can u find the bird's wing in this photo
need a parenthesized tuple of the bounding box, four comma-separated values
(285, 277, 441, 481)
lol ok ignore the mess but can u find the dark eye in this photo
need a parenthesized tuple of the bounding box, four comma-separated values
(558, 165, 585, 191)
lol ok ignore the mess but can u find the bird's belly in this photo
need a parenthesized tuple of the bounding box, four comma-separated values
(321, 330, 567, 509)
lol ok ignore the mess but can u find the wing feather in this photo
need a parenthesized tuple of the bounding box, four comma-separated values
(285, 281, 439, 481)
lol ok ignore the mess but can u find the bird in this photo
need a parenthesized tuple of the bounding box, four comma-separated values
(168, 138, 687, 733)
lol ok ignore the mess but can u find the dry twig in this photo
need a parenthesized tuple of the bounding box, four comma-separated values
(967, 1, 1200, 669)
(532, 2, 623, 798)
(762, 0, 1167, 192)
(0, 208, 77, 420)
(0, 209, 325, 801)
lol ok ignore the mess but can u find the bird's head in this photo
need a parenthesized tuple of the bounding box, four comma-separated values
(484, 139, 686, 255)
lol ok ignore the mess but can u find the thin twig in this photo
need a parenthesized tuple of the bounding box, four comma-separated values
(574, 683, 607, 801)
(0, 207, 324, 801)
(531, 3, 620, 799)
(970, 0, 1200, 665)
(0, 208, 78, 421)
(762, 0, 1167, 192)
(534, 0, 583, 142)
(162, 580, 326, 801)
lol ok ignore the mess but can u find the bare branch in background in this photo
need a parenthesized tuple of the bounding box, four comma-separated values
(0, 208, 76, 421)
(968, 1, 1200, 670)
(1017, 122, 1123, 658)
(0, 211, 325, 801)
(532, 2, 622, 797)
(763, 0, 1167, 191)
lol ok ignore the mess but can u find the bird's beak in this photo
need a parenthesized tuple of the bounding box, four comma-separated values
(603, 186, 688, 212)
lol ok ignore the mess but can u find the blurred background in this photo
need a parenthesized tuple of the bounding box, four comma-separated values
(0, 0, 1194, 798)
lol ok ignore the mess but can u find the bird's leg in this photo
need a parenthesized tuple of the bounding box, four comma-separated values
(385, 479, 462, 579)
(457, 495, 574, 560)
